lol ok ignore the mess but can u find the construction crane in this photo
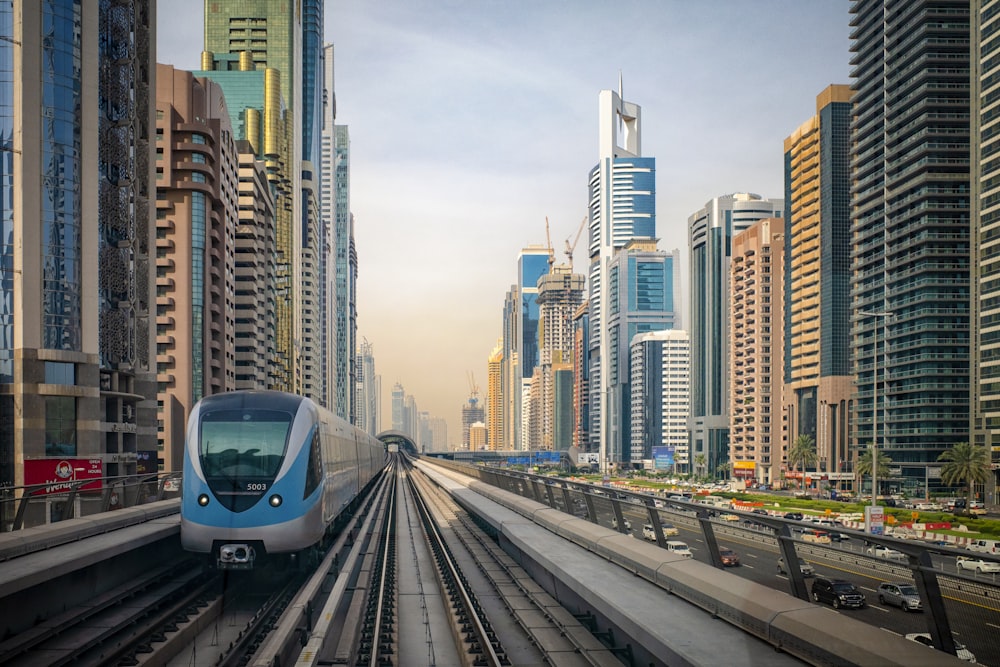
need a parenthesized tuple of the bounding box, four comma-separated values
(544, 216, 555, 269)
(564, 214, 588, 268)
(467, 371, 480, 406)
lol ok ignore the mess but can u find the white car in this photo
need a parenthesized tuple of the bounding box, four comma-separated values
(905, 633, 976, 662)
(866, 544, 907, 561)
(957, 556, 1000, 574)
(665, 540, 694, 558)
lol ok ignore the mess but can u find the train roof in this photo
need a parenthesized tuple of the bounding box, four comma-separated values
(197, 390, 307, 414)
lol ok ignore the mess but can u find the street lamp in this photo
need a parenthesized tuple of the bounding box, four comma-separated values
(859, 310, 893, 507)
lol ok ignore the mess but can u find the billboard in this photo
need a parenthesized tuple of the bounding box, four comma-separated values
(652, 446, 675, 469)
(577, 452, 600, 466)
(24, 458, 103, 495)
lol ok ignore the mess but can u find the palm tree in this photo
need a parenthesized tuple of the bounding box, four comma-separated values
(787, 434, 817, 489)
(694, 453, 707, 479)
(938, 442, 990, 508)
(855, 447, 891, 498)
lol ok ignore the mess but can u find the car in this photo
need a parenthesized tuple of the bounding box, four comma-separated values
(904, 633, 977, 662)
(827, 531, 850, 542)
(956, 555, 1000, 574)
(966, 538, 1000, 554)
(611, 516, 632, 531)
(877, 582, 922, 611)
(665, 540, 694, 558)
(718, 547, 740, 566)
(801, 529, 832, 544)
(718, 513, 740, 522)
(777, 556, 815, 577)
(866, 544, 907, 561)
(642, 522, 679, 541)
(810, 577, 867, 609)
(783, 512, 804, 521)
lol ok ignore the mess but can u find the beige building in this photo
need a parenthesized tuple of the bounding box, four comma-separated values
(783, 85, 854, 486)
(487, 340, 504, 450)
(729, 218, 784, 485)
(154, 65, 241, 470)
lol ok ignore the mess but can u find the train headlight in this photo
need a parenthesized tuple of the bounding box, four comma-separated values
(197, 494, 210, 506)
(269, 494, 283, 507)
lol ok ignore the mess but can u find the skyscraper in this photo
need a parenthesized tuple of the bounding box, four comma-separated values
(730, 218, 784, 486)
(850, 1, 970, 496)
(154, 65, 241, 470)
(587, 87, 656, 470)
(630, 330, 690, 470)
(536, 264, 585, 450)
(971, 0, 1000, 498)
(598, 240, 679, 466)
(0, 1, 157, 514)
(688, 193, 783, 478)
(487, 340, 504, 450)
(514, 246, 551, 449)
(783, 84, 853, 484)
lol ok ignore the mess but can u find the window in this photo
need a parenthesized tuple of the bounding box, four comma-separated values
(45, 396, 76, 457)
(44, 361, 75, 385)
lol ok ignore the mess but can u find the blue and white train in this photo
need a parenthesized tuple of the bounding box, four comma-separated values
(181, 390, 386, 569)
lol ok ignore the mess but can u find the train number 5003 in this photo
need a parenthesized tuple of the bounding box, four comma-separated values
(246, 482, 268, 492)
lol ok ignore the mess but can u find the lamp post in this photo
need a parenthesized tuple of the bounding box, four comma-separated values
(859, 310, 893, 507)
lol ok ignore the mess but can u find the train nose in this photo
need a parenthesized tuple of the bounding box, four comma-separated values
(219, 544, 255, 565)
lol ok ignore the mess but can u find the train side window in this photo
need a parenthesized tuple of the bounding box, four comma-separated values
(304, 430, 323, 498)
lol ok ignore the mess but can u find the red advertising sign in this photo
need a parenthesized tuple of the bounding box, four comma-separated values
(24, 459, 103, 495)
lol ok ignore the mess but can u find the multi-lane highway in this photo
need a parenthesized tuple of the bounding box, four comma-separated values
(601, 499, 1000, 665)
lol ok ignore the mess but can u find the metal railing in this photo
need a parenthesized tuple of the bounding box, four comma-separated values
(0, 471, 183, 532)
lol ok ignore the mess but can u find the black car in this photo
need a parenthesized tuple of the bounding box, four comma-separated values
(783, 512, 804, 521)
(811, 577, 867, 609)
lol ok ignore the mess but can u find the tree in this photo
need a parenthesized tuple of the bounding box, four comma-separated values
(787, 434, 817, 489)
(855, 447, 891, 497)
(694, 453, 707, 478)
(938, 442, 990, 508)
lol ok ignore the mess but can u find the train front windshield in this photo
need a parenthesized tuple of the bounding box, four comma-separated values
(199, 408, 292, 511)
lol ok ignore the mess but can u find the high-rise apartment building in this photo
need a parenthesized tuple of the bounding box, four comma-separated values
(587, 88, 656, 470)
(630, 330, 690, 470)
(391, 382, 406, 433)
(462, 394, 485, 450)
(429, 418, 448, 451)
(572, 303, 590, 449)
(0, 1, 157, 515)
(688, 193, 783, 478)
(850, 1, 970, 496)
(154, 65, 240, 470)
(972, 1, 1000, 498)
(500, 286, 519, 449)
(331, 127, 355, 420)
(730, 219, 785, 486)
(783, 85, 854, 484)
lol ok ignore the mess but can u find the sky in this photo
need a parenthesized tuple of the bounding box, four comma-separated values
(157, 1, 852, 445)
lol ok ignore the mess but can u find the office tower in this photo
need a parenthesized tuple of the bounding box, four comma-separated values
(0, 2, 157, 509)
(630, 330, 690, 470)
(587, 87, 656, 470)
(850, 1, 970, 496)
(514, 246, 551, 449)
(783, 85, 854, 485)
(203, 1, 326, 404)
(487, 340, 504, 450)
(154, 66, 241, 470)
(536, 265, 586, 450)
(404, 395, 419, 441)
(730, 219, 785, 486)
(972, 1, 1000, 495)
(357, 338, 379, 436)
(595, 240, 679, 467)
(689, 193, 783, 478)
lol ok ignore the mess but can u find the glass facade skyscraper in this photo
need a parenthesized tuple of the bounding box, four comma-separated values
(849, 0, 970, 495)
